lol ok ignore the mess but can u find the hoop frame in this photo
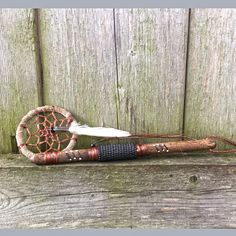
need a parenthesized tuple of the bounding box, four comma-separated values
(16, 105, 78, 161)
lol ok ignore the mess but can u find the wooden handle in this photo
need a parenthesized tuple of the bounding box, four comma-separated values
(30, 138, 216, 165)
(136, 138, 216, 156)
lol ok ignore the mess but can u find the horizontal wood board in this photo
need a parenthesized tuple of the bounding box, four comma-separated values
(0, 153, 236, 228)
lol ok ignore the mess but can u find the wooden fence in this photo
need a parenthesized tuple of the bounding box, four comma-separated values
(1, 9, 236, 229)
(1, 8, 236, 153)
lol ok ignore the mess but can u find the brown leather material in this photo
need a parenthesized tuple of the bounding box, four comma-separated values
(207, 136, 236, 153)
(136, 138, 216, 156)
(32, 138, 217, 164)
(32, 147, 99, 164)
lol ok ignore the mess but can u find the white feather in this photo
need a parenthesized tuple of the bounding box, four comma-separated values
(69, 122, 131, 137)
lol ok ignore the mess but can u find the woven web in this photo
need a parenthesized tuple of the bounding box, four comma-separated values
(21, 109, 73, 153)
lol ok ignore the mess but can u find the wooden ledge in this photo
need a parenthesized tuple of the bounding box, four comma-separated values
(1, 153, 236, 168)
(0, 153, 236, 228)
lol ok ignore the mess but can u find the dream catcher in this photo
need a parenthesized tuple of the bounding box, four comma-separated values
(16, 105, 236, 165)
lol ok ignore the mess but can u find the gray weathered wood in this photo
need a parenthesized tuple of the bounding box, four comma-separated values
(0, 9, 41, 153)
(1, 153, 236, 228)
(39, 9, 118, 147)
(115, 9, 189, 134)
(1, 153, 236, 168)
(185, 9, 236, 141)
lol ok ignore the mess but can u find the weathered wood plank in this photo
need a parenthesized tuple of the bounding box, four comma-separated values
(0, 9, 41, 153)
(39, 9, 118, 148)
(1, 153, 236, 228)
(185, 9, 236, 141)
(115, 9, 189, 134)
(1, 153, 236, 168)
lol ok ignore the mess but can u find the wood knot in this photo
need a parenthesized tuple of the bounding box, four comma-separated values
(189, 175, 198, 183)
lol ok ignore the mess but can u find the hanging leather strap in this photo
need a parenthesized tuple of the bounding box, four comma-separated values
(207, 136, 236, 153)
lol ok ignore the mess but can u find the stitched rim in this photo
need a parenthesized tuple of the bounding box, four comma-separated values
(16, 105, 78, 161)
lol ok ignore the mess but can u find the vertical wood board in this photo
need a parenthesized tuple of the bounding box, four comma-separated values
(115, 9, 189, 134)
(185, 9, 236, 140)
(0, 9, 40, 153)
(40, 9, 118, 147)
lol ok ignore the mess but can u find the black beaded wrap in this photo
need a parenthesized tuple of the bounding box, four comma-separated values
(98, 143, 137, 161)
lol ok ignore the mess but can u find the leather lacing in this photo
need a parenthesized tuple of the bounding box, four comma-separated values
(207, 136, 236, 154)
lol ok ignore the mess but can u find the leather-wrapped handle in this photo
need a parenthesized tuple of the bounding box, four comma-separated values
(136, 138, 216, 156)
(30, 138, 216, 165)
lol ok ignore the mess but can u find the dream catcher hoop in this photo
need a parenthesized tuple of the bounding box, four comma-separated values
(16, 105, 78, 162)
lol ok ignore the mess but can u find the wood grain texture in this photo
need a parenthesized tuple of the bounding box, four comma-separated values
(1, 153, 236, 228)
(0, 9, 41, 154)
(185, 9, 236, 140)
(114, 9, 189, 134)
(39, 9, 118, 147)
(1, 153, 236, 168)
